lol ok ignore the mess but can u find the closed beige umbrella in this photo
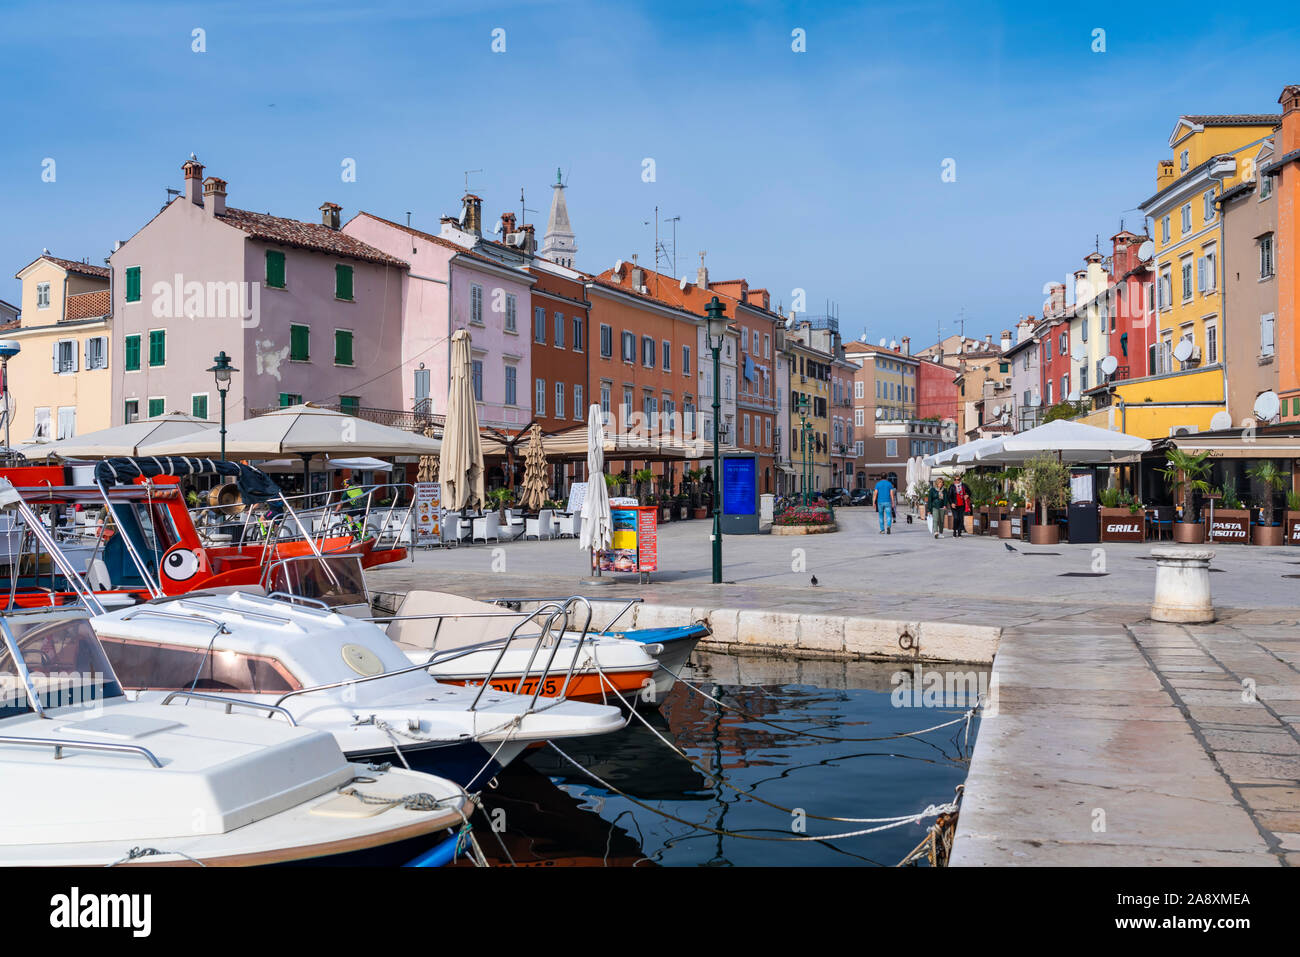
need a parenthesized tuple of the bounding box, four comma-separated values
(417, 423, 439, 483)
(440, 329, 485, 511)
(519, 422, 548, 510)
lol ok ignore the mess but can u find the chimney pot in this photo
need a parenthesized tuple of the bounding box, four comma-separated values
(462, 193, 483, 236)
(202, 177, 227, 217)
(319, 202, 342, 230)
(697, 264, 709, 289)
(901, 336, 911, 356)
(183, 157, 204, 206)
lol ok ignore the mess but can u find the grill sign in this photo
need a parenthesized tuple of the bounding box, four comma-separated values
(1102, 520, 1144, 542)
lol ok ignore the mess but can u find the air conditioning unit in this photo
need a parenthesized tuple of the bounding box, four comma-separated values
(1168, 424, 1200, 437)
(1188, 346, 1202, 362)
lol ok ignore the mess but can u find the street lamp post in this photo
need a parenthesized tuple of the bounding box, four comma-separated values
(705, 296, 728, 585)
(206, 351, 238, 463)
(796, 394, 811, 505)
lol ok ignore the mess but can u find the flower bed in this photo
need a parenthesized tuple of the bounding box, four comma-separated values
(772, 505, 837, 534)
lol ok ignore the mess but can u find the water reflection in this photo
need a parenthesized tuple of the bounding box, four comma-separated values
(474, 653, 985, 867)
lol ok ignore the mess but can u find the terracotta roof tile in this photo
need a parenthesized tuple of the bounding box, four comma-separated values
(348, 212, 510, 270)
(65, 289, 110, 320)
(1182, 114, 1280, 126)
(25, 255, 110, 280)
(217, 207, 408, 268)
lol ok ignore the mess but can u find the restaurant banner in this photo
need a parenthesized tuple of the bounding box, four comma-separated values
(598, 504, 657, 575)
(414, 482, 441, 539)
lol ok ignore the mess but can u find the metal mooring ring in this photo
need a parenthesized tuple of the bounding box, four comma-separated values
(898, 629, 916, 652)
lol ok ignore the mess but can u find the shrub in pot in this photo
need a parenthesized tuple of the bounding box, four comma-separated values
(1023, 454, 1070, 544)
(1248, 460, 1288, 545)
(1157, 448, 1212, 544)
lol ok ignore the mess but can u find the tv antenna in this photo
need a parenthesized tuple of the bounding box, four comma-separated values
(463, 169, 482, 192)
(662, 214, 680, 275)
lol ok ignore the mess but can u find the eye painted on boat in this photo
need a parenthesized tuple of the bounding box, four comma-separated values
(162, 548, 202, 581)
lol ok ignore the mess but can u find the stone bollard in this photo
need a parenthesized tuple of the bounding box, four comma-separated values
(1149, 546, 1216, 623)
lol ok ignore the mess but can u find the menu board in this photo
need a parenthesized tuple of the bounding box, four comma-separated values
(565, 480, 588, 517)
(414, 482, 441, 538)
(636, 508, 658, 571)
(598, 505, 657, 574)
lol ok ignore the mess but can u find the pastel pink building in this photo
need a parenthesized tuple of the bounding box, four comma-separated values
(110, 158, 408, 425)
(344, 204, 534, 431)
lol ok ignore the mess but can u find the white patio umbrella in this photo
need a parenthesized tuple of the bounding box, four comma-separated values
(579, 404, 612, 573)
(439, 329, 485, 511)
(19, 412, 215, 459)
(926, 437, 1001, 467)
(974, 419, 1152, 465)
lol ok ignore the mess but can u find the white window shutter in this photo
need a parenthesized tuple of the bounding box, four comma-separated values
(51, 342, 59, 373)
(71, 341, 79, 372)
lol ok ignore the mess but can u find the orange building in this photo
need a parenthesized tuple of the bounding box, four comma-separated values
(1275, 85, 1300, 423)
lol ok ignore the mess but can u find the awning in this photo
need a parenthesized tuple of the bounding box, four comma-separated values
(1170, 437, 1300, 459)
(777, 464, 797, 475)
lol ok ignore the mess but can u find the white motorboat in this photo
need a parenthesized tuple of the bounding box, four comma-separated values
(90, 589, 626, 789)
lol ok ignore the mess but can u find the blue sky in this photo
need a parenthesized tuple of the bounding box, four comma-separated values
(2, 0, 1298, 347)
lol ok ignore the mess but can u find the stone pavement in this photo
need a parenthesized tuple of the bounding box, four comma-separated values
(368, 508, 1300, 865)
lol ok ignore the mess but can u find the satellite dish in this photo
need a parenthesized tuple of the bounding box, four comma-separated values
(878, 338, 887, 347)
(859, 333, 868, 342)
(785, 316, 796, 329)
(1173, 339, 1193, 363)
(1101, 355, 1118, 375)
(458, 203, 468, 225)
(990, 404, 1002, 417)
(1137, 240, 1155, 261)
(1071, 345, 1087, 363)
(613, 259, 623, 274)
(889, 339, 898, 350)
(0, 340, 21, 359)
(1000, 411, 1011, 425)
(1209, 410, 1233, 431)
(875, 408, 883, 419)
(1067, 390, 1080, 402)
(679, 276, 688, 290)
(1254, 391, 1281, 421)
(493, 218, 504, 235)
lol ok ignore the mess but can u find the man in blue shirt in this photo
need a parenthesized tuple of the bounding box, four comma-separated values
(873, 476, 896, 534)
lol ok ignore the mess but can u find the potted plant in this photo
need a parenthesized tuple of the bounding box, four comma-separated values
(1023, 454, 1070, 544)
(1210, 477, 1250, 544)
(1157, 448, 1213, 544)
(486, 487, 513, 522)
(633, 468, 655, 502)
(1286, 489, 1300, 545)
(1247, 459, 1288, 546)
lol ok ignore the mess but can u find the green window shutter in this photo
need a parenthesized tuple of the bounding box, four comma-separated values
(290, 324, 310, 361)
(148, 330, 165, 366)
(334, 329, 353, 365)
(147, 397, 164, 418)
(266, 250, 286, 288)
(340, 395, 360, 415)
(335, 264, 353, 301)
(192, 394, 208, 419)
(279, 392, 303, 408)
(125, 267, 141, 303)
(124, 335, 141, 371)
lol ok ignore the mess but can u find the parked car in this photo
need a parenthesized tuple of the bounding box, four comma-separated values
(849, 488, 874, 507)
(822, 487, 851, 507)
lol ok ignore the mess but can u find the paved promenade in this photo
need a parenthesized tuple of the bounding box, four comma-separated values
(369, 508, 1300, 865)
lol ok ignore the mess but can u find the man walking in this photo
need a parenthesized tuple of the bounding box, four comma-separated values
(873, 473, 897, 535)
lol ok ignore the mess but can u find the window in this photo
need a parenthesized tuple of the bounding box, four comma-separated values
(191, 393, 208, 419)
(505, 294, 517, 332)
(642, 336, 655, 368)
(572, 316, 583, 351)
(148, 329, 166, 367)
(536, 378, 546, 416)
(1159, 267, 1172, 309)
(470, 284, 483, 324)
(1045, 381, 1052, 405)
(147, 397, 165, 418)
(885, 439, 897, 457)
(1061, 375, 1068, 398)
(1081, 321, 1087, 343)
(414, 368, 431, 413)
(1023, 351, 1030, 371)
(662, 340, 670, 372)
(554, 311, 564, 348)
(854, 408, 864, 427)
(504, 365, 517, 406)
(54, 339, 77, 374)
(1161, 217, 1170, 243)
(534, 307, 546, 343)
(1179, 149, 1189, 172)
(1260, 174, 1273, 200)
(555, 382, 565, 419)
(334, 264, 353, 301)
(600, 324, 613, 357)
(1181, 204, 1192, 234)
(290, 324, 309, 361)
(1181, 259, 1193, 300)
(1260, 234, 1275, 279)
(57, 407, 76, 440)
(855, 440, 864, 456)
(1203, 190, 1216, 224)
(1045, 338, 1052, 360)
(999, 360, 1010, 371)
(600, 383, 611, 415)
(1059, 332, 1067, 354)
(574, 384, 583, 420)
(622, 387, 633, 418)
(33, 407, 51, 440)
(339, 395, 360, 416)
(125, 267, 142, 303)
(684, 397, 695, 432)
(85, 336, 107, 370)
(764, 333, 771, 358)
(36, 282, 50, 309)
(1206, 323, 1218, 365)
(621, 331, 635, 362)
(472, 360, 483, 401)
(124, 399, 139, 423)
(1261, 313, 1276, 358)
(1080, 367, 1088, 392)
(266, 250, 286, 289)
(279, 392, 303, 407)
(682, 344, 690, 376)
(765, 418, 772, 448)
(334, 329, 353, 366)
(742, 414, 750, 445)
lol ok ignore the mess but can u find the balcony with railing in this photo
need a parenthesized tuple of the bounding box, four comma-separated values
(250, 402, 443, 433)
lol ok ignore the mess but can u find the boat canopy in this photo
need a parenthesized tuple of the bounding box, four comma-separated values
(93, 456, 282, 505)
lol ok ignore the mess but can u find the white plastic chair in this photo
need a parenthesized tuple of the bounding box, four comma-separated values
(525, 508, 555, 540)
(556, 513, 580, 538)
(472, 513, 500, 543)
(500, 508, 525, 541)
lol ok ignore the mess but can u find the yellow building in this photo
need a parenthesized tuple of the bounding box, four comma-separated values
(788, 339, 832, 491)
(1105, 113, 1279, 438)
(9, 254, 112, 441)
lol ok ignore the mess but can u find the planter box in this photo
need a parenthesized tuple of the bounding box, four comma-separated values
(1173, 521, 1205, 544)
(968, 511, 984, 534)
(1287, 511, 1300, 545)
(692, 507, 708, 520)
(1101, 508, 1146, 542)
(986, 508, 1005, 535)
(1029, 523, 1059, 545)
(975, 507, 989, 534)
(1208, 509, 1250, 543)
(998, 508, 1022, 539)
(1254, 523, 1284, 546)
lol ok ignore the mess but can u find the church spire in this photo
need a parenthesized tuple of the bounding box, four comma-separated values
(540, 168, 576, 268)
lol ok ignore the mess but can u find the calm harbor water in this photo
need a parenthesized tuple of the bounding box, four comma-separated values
(472, 652, 986, 867)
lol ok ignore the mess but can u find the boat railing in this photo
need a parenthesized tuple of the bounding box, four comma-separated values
(160, 690, 298, 725)
(482, 595, 643, 634)
(0, 734, 162, 767)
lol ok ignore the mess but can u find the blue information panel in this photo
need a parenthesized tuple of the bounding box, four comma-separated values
(722, 457, 756, 516)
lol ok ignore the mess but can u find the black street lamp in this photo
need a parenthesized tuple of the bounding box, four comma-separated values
(206, 351, 238, 462)
(796, 394, 811, 504)
(705, 296, 728, 585)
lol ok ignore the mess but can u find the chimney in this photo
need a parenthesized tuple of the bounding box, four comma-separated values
(631, 264, 645, 290)
(462, 193, 483, 236)
(1280, 84, 1300, 154)
(520, 223, 536, 256)
(182, 156, 204, 206)
(202, 177, 227, 216)
(500, 212, 516, 239)
(697, 262, 709, 289)
(319, 202, 341, 230)
(900, 336, 911, 356)
(1000, 329, 1012, 351)
(1157, 159, 1177, 191)
(984, 333, 993, 348)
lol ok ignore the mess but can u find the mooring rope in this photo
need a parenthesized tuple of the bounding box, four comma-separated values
(105, 846, 207, 867)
